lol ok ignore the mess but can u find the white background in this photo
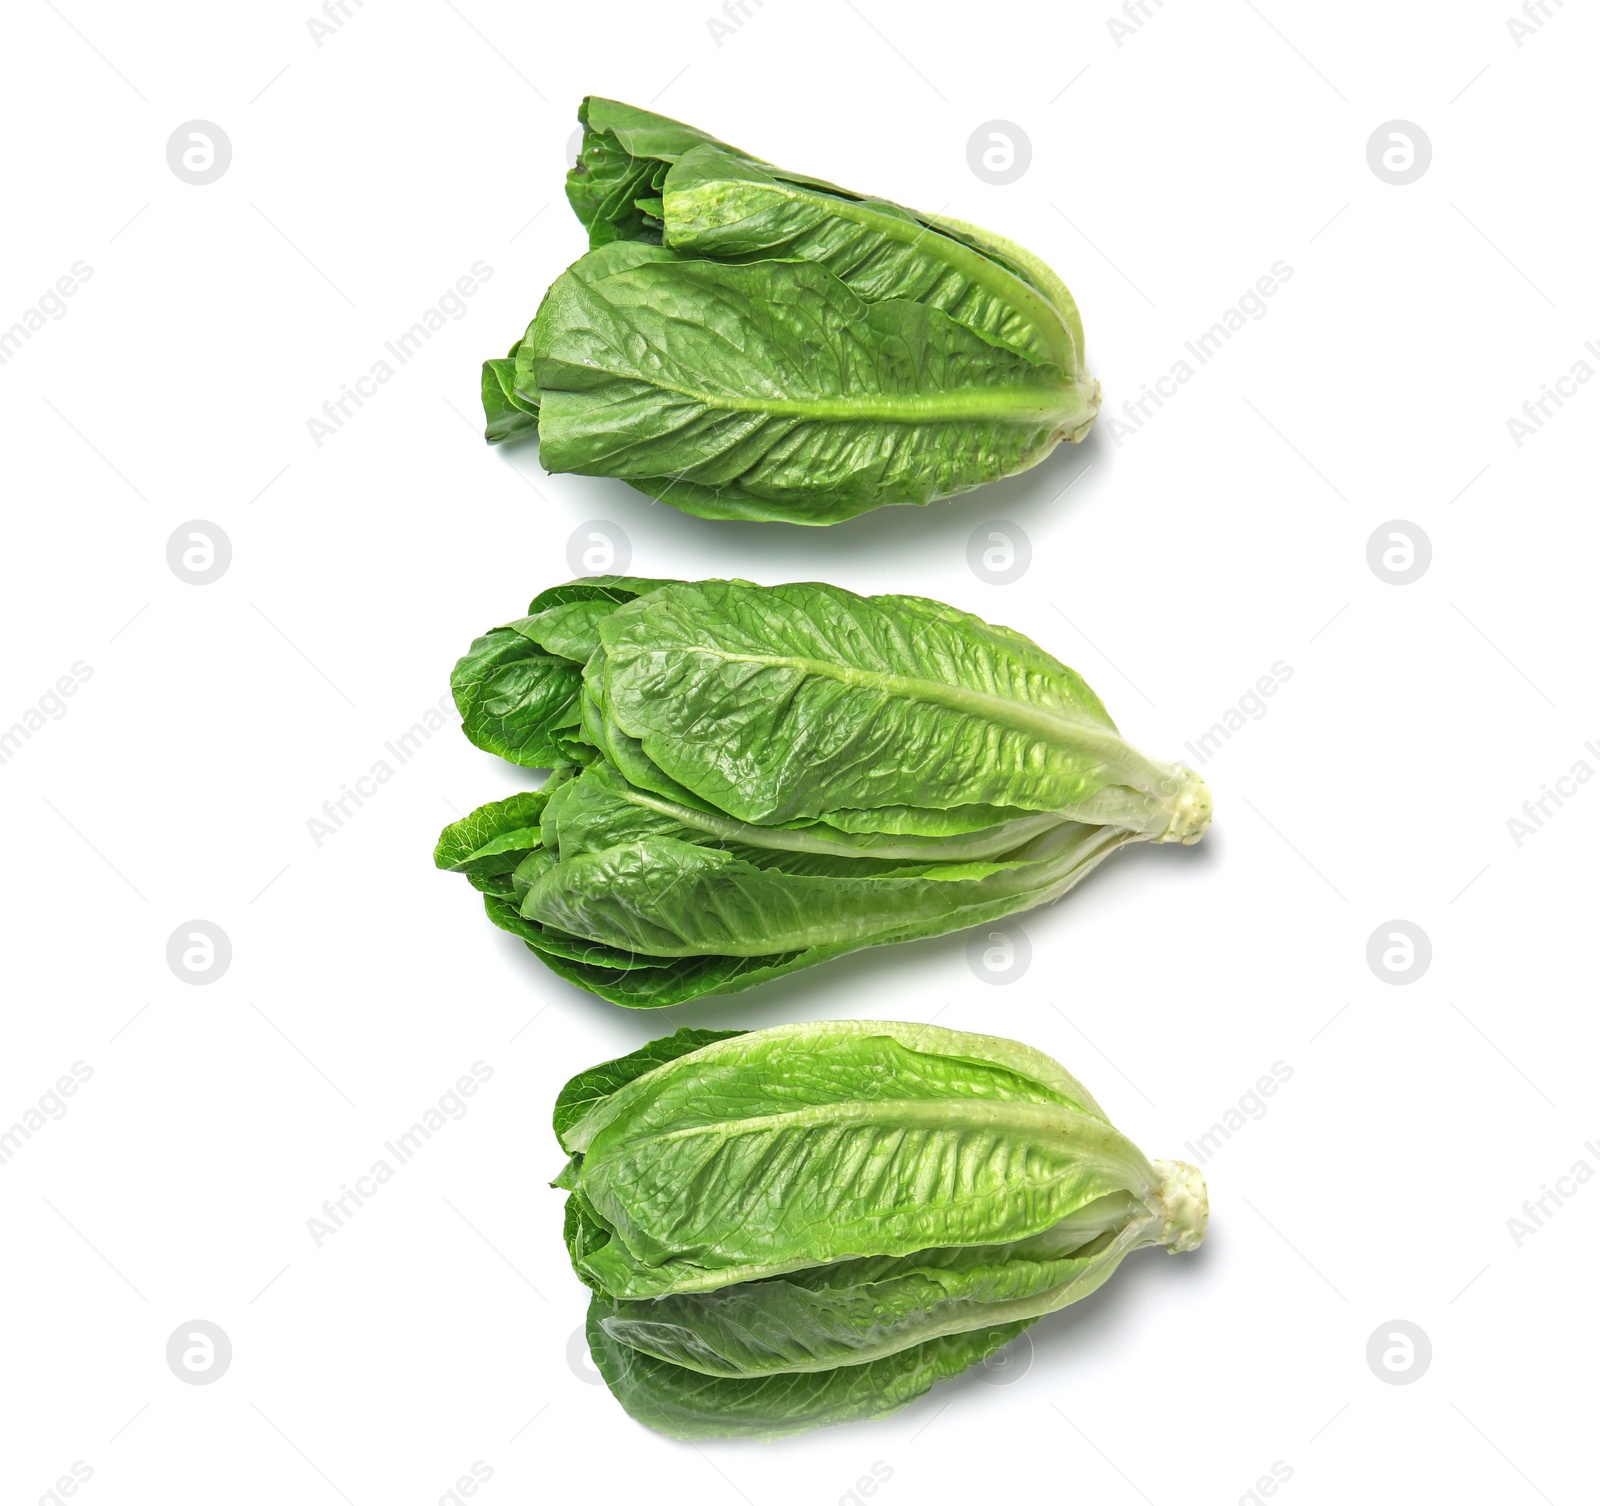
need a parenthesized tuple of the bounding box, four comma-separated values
(2, 1, 1596, 1502)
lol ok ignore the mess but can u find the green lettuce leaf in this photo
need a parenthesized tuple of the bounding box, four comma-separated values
(552, 1026, 745, 1143)
(663, 146, 1082, 372)
(566, 96, 850, 249)
(596, 580, 1209, 839)
(595, 1193, 1150, 1376)
(434, 789, 554, 895)
(520, 822, 1132, 960)
(493, 99, 1101, 522)
(523, 243, 1090, 525)
(451, 577, 674, 767)
(482, 341, 539, 444)
(562, 1022, 1145, 1298)
(586, 1296, 1030, 1440)
(557, 1022, 1207, 1438)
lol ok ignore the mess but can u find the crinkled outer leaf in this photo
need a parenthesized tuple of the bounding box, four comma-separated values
(929, 213, 1088, 371)
(521, 576, 679, 661)
(559, 1020, 1150, 1298)
(434, 790, 554, 895)
(578, 680, 710, 810)
(813, 800, 1044, 838)
(566, 97, 751, 248)
(482, 341, 539, 444)
(479, 893, 836, 1007)
(597, 1193, 1151, 1376)
(542, 764, 731, 861)
(525, 575, 679, 616)
(499, 100, 1101, 523)
(552, 1026, 745, 1144)
(525, 243, 1091, 525)
(565, 1186, 613, 1273)
(547, 759, 1068, 865)
(664, 147, 1083, 374)
(565, 100, 1073, 339)
(481, 894, 666, 971)
(451, 627, 586, 769)
(565, 96, 852, 249)
(521, 822, 1130, 959)
(596, 579, 1208, 839)
(529, 933, 832, 1008)
(586, 1295, 1029, 1440)
(560, 1024, 1206, 1436)
(509, 847, 556, 900)
(451, 578, 671, 766)
(573, 681, 1076, 851)
(542, 761, 970, 876)
(516, 598, 643, 666)
(560, 1018, 1104, 1151)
